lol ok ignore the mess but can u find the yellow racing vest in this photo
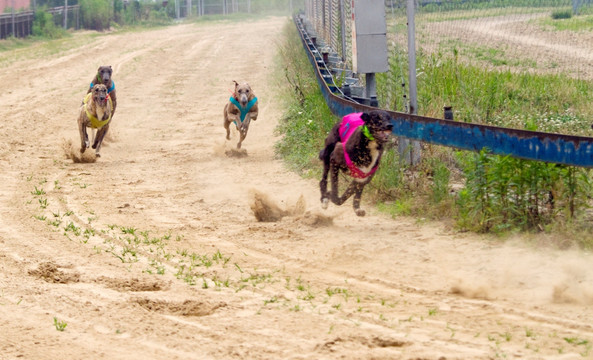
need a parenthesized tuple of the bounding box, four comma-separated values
(83, 93, 112, 129)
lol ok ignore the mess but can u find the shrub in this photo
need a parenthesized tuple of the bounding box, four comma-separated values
(32, 9, 66, 39)
(551, 9, 572, 19)
(80, 0, 113, 31)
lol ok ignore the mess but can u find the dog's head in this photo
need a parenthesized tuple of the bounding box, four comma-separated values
(92, 83, 109, 104)
(361, 110, 393, 143)
(96, 66, 113, 85)
(233, 81, 254, 107)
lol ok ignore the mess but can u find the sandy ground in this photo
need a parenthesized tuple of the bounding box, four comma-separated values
(1, 16, 593, 360)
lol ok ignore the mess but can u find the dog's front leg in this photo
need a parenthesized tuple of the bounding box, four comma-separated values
(237, 116, 251, 149)
(249, 109, 258, 122)
(329, 163, 353, 206)
(320, 158, 331, 209)
(351, 183, 367, 217)
(231, 115, 242, 131)
(92, 124, 109, 157)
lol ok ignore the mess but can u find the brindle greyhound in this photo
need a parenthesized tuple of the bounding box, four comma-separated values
(78, 84, 113, 157)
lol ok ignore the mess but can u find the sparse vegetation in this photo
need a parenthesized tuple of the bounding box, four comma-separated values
(551, 9, 572, 19)
(53, 317, 67, 331)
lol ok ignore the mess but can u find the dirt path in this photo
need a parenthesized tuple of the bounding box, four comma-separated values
(1, 17, 592, 359)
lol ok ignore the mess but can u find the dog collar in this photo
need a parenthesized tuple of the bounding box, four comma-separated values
(229, 96, 257, 124)
(361, 125, 374, 141)
(90, 80, 115, 94)
(83, 93, 112, 129)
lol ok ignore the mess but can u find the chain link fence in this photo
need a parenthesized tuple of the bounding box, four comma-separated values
(304, 0, 593, 120)
(0, 5, 79, 39)
(305, 0, 352, 65)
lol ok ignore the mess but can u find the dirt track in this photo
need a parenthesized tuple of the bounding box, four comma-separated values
(1, 16, 593, 359)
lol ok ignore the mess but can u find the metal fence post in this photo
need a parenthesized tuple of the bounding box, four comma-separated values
(399, 0, 421, 166)
(11, 1, 15, 37)
(63, 0, 68, 29)
(339, 0, 346, 61)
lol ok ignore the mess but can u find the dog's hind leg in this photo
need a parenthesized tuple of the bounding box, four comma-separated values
(224, 106, 232, 141)
(330, 164, 368, 216)
(79, 120, 89, 154)
(329, 163, 350, 206)
(319, 151, 331, 209)
(224, 122, 231, 141)
(331, 180, 367, 217)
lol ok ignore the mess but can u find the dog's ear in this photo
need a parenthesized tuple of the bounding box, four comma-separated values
(360, 112, 371, 124)
(233, 80, 239, 88)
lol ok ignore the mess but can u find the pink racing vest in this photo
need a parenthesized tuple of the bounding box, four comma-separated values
(339, 113, 378, 179)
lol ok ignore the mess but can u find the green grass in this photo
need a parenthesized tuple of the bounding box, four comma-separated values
(273, 21, 336, 176)
(537, 13, 593, 31)
(0, 37, 30, 52)
(375, 42, 593, 238)
(379, 45, 593, 132)
(551, 9, 573, 19)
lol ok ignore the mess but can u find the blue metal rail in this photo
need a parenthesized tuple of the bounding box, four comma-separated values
(294, 14, 593, 168)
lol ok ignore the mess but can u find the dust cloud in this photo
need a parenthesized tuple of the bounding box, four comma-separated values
(61, 138, 97, 163)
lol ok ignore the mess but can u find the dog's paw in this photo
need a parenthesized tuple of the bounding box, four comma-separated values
(355, 208, 366, 217)
(321, 198, 329, 210)
(95, 153, 101, 158)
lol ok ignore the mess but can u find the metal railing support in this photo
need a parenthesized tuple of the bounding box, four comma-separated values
(399, 0, 422, 166)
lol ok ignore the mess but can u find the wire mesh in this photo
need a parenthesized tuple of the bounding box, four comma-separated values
(304, 0, 593, 136)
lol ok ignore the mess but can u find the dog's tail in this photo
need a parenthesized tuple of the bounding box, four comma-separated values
(319, 144, 335, 163)
(319, 148, 325, 161)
